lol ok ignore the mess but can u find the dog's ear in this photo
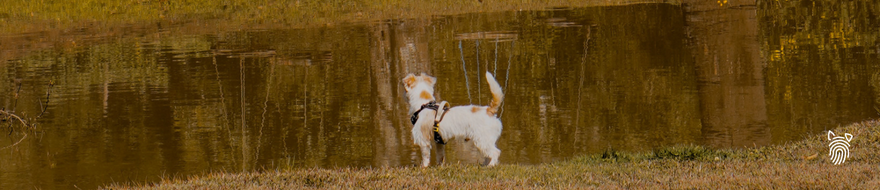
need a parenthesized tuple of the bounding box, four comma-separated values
(845, 133, 853, 142)
(828, 131, 835, 141)
(403, 74, 417, 91)
(419, 73, 436, 87)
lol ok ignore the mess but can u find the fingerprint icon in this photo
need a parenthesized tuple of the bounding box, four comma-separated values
(827, 131, 854, 165)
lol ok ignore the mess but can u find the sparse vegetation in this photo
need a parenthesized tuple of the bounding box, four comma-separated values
(0, 0, 677, 35)
(108, 120, 880, 189)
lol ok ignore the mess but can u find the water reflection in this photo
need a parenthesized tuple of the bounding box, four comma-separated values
(687, 0, 770, 147)
(0, 2, 877, 189)
(758, 0, 880, 143)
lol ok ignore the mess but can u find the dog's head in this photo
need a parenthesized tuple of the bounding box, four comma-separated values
(403, 73, 436, 102)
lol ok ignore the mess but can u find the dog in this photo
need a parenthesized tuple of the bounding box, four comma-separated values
(402, 72, 504, 167)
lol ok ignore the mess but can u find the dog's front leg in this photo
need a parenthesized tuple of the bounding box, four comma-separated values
(419, 145, 432, 167)
(435, 143, 446, 165)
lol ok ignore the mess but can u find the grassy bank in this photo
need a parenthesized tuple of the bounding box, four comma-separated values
(108, 120, 880, 189)
(0, 0, 677, 35)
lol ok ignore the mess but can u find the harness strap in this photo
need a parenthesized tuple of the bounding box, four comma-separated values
(432, 101, 450, 144)
(410, 101, 450, 145)
(434, 101, 450, 124)
(410, 101, 438, 125)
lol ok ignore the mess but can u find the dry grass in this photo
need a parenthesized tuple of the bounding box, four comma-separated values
(0, 0, 678, 62)
(0, 0, 677, 35)
(107, 119, 880, 189)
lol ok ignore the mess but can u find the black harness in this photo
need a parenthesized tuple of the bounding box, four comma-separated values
(410, 101, 451, 144)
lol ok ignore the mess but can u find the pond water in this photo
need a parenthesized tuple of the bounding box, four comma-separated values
(1, 2, 879, 189)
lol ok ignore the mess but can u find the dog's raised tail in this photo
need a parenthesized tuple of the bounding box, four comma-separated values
(485, 72, 504, 116)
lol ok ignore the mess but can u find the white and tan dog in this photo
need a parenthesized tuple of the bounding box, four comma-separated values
(403, 72, 504, 167)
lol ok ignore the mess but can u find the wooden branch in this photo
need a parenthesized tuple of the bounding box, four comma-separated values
(1, 81, 50, 150)
(0, 133, 27, 150)
(0, 110, 29, 127)
(38, 83, 53, 118)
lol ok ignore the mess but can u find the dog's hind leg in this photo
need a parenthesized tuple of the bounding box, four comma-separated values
(475, 121, 503, 167)
(474, 140, 501, 167)
(484, 146, 501, 167)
